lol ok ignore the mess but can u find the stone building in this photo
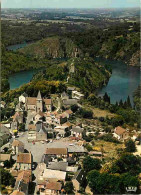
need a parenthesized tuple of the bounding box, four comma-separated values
(25, 91, 52, 112)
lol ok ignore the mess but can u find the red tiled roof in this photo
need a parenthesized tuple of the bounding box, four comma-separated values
(115, 126, 126, 135)
(43, 99, 51, 105)
(16, 170, 32, 183)
(46, 148, 68, 155)
(26, 97, 36, 105)
(46, 182, 62, 191)
(62, 122, 72, 127)
(28, 124, 36, 131)
(17, 153, 32, 164)
(12, 140, 24, 147)
(0, 154, 11, 162)
(65, 110, 73, 115)
(10, 190, 25, 195)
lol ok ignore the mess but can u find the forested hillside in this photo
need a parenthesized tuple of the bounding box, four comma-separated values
(32, 57, 111, 94)
(68, 23, 140, 66)
(134, 85, 141, 112)
(19, 37, 82, 59)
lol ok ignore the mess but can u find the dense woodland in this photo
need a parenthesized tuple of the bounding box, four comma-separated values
(134, 85, 141, 112)
(32, 57, 111, 94)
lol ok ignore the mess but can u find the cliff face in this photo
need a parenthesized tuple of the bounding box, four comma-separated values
(129, 50, 140, 66)
(19, 37, 82, 59)
(98, 32, 140, 66)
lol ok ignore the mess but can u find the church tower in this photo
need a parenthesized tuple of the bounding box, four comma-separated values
(36, 91, 43, 112)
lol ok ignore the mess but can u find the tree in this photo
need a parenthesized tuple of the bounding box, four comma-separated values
(125, 139, 136, 153)
(71, 104, 79, 113)
(87, 170, 140, 194)
(87, 170, 121, 194)
(103, 92, 110, 104)
(111, 116, 124, 127)
(4, 159, 15, 168)
(127, 96, 132, 108)
(119, 99, 123, 107)
(110, 153, 141, 176)
(104, 127, 111, 133)
(85, 144, 93, 152)
(1, 168, 15, 187)
(120, 173, 139, 192)
(18, 123, 25, 132)
(64, 181, 74, 194)
(77, 108, 93, 119)
(83, 156, 102, 173)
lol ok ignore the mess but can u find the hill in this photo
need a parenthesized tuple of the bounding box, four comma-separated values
(32, 57, 111, 94)
(68, 23, 140, 66)
(19, 37, 82, 59)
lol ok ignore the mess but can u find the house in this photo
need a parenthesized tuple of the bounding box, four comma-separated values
(37, 181, 62, 195)
(46, 148, 68, 161)
(62, 122, 72, 130)
(25, 97, 37, 111)
(113, 126, 129, 141)
(67, 87, 76, 92)
(36, 129, 47, 142)
(72, 91, 84, 100)
(0, 124, 11, 146)
(0, 132, 11, 147)
(16, 153, 32, 170)
(61, 92, 69, 100)
(12, 112, 23, 124)
(72, 169, 85, 192)
(19, 93, 28, 104)
(63, 110, 73, 119)
(15, 103, 24, 112)
(68, 145, 87, 157)
(28, 124, 36, 142)
(47, 161, 68, 172)
(85, 185, 93, 195)
(25, 91, 52, 112)
(11, 190, 25, 195)
(55, 126, 68, 138)
(71, 126, 84, 139)
(0, 154, 11, 166)
(63, 99, 78, 108)
(55, 114, 67, 125)
(44, 99, 52, 112)
(33, 111, 45, 123)
(3, 123, 11, 128)
(12, 140, 24, 155)
(0, 101, 6, 108)
(38, 169, 66, 182)
(14, 170, 32, 195)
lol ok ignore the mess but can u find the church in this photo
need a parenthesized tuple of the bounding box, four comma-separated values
(23, 91, 52, 112)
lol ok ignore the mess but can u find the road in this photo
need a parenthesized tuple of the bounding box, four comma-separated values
(16, 131, 47, 163)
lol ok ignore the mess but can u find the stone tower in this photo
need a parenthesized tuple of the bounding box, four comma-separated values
(36, 91, 43, 112)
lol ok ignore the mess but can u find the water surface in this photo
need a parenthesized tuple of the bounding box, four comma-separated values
(9, 69, 39, 90)
(97, 58, 140, 104)
(7, 42, 29, 51)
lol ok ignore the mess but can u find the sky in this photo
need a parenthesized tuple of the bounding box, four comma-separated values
(1, 0, 140, 9)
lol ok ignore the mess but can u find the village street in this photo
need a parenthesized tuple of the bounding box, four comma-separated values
(16, 131, 47, 163)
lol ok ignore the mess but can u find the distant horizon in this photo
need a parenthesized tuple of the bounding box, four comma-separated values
(2, 7, 139, 9)
(2, 0, 140, 9)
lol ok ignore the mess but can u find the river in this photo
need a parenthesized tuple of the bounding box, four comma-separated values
(7, 42, 30, 51)
(8, 43, 140, 104)
(96, 58, 140, 104)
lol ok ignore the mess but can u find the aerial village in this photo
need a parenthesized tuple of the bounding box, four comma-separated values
(0, 87, 141, 195)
